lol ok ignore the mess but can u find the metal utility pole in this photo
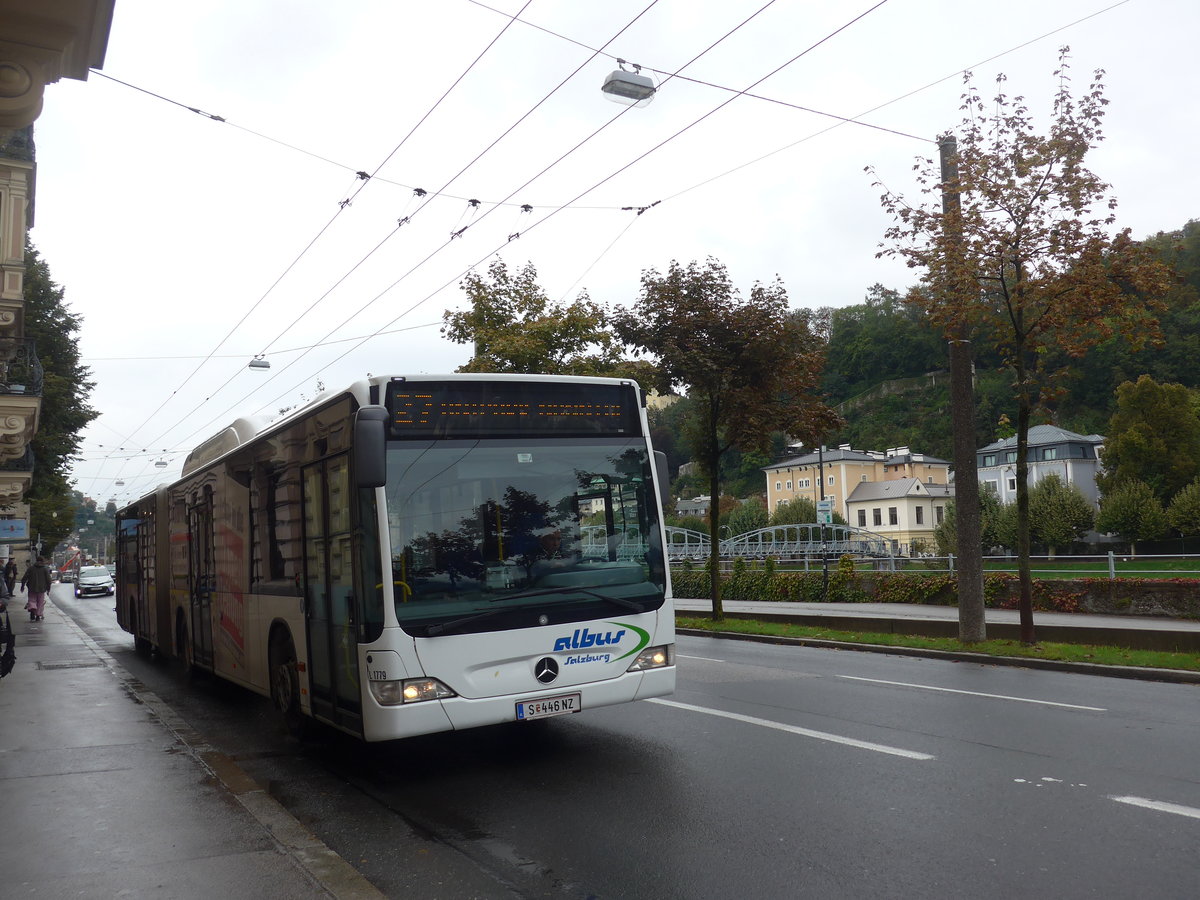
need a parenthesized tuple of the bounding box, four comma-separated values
(939, 134, 986, 643)
(818, 443, 829, 598)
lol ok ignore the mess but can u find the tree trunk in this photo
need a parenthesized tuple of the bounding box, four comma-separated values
(707, 416, 724, 622)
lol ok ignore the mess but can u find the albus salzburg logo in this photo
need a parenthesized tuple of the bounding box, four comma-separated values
(552, 622, 649, 666)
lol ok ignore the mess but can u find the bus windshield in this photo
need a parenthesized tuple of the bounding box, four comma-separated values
(384, 437, 665, 637)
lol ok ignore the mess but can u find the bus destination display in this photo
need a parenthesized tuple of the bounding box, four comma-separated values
(385, 381, 639, 437)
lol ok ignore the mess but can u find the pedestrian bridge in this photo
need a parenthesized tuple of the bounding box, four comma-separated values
(665, 524, 895, 561)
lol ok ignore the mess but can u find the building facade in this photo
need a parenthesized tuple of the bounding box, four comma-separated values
(976, 425, 1105, 509)
(844, 478, 952, 555)
(763, 445, 951, 522)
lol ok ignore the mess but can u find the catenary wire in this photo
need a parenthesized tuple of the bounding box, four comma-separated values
(251, 0, 665, 360)
(95, 1, 535, 459)
(660, 0, 1133, 204)
(136, 0, 672, 451)
(90, 71, 628, 211)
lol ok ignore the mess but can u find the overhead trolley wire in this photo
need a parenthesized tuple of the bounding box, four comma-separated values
(253, 0, 670, 357)
(253, 0, 664, 359)
(92, 63, 633, 212)
(99, 1, 538, 466)
(156, 0, 678, 451)
(661, 0, 1134, 204)
(142, 0, 666, 453)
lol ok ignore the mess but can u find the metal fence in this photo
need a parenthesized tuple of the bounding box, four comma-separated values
(665, 527, 1200, 581)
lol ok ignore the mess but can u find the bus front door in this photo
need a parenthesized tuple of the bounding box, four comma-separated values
(187, 489, 215, 669)
(302, 455, 363, 733)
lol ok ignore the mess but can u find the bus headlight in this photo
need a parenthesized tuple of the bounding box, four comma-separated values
(369, 677, 456, 706)
(626, 644, 674, 672)
(401, 677, 456, 704)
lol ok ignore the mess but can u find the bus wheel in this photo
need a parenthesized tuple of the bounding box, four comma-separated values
(270, 632, 308, 738)
(131, 608, 152, 657)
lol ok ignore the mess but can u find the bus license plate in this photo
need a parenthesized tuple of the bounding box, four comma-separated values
(516, 693, 581, 721)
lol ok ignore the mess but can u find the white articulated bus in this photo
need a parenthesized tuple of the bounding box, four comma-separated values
(116, 375, 675, 741)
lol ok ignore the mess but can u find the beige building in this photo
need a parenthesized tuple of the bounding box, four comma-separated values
(0, 0, 114, 562)
(845, 477, 953, 555)
(762, 444, 950, 523)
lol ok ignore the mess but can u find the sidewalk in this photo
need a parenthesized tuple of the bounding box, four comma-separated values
(0, 594, 382, 899)
(675, 598, 1200, 682)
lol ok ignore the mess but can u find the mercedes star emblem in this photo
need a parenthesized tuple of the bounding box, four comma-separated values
(534, 657, 559, 684)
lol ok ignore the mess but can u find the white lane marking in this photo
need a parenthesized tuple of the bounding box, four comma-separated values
(678, 654, 725, 662)
(1110, 796, 1200, 821)
(646, 698, 935, 760)
(835, 675, 1107, 711)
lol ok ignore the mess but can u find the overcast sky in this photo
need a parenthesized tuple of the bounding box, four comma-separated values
(27, 0, 1198, 507)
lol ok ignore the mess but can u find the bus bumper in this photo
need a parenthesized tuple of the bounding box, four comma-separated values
(362, 666, 675, 741)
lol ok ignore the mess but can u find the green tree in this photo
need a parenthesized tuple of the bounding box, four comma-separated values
(770, 496, 818, 526)
(1095, 480, 1169, 556)
(1028, 474, 1094, 554)
(1097, 376, 1200, 505)
(726, 497, 768, 536)
(933, 490, 1004, 555)
(21, 244, 98, 551)
(442, 258, 642, 377)
(667, 514, 707, 533)
(613, 258, 841, 620)
(1166, 477, 1200, 536)
(874, 52, 1174, 643)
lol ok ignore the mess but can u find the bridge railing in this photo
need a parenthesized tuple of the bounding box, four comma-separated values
(665, 524, 896, 562)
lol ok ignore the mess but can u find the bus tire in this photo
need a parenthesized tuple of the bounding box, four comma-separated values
(270, 631, 308, 738)
(130, 606, 152, 657)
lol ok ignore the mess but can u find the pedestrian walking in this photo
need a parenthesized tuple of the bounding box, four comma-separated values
(20, 556, 52, 622)
(3, 557, 15, 595)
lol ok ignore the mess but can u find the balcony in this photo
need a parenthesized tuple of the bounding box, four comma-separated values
(0, 336, 41, 463)
(0, 444, 33, 502)
(0, 0, 116, 133)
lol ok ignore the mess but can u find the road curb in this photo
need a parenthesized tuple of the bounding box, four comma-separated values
(675, 627, 1200, 685)
(56, 601, 386, 899)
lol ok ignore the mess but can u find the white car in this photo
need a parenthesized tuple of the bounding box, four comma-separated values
(75, 565, 115, 598)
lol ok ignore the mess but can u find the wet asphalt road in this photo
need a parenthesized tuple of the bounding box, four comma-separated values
(59, 584, 1200, 899)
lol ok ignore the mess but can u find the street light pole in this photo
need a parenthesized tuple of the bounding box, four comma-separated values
(939, 134, 986, 642)
(818, 443, 828, 598)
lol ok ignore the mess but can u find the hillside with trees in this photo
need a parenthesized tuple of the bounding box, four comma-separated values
(815, 218, 1199, 460)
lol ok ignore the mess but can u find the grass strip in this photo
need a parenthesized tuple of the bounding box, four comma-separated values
(676, 616, 1200, 672)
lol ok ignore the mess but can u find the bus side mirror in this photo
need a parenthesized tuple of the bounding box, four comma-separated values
(354, 405, 389, 489)
(654, 451, 668, 498)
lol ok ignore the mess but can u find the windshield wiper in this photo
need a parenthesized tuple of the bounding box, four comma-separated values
(493, 587, 648, 612)
(424, 608, 506, 637)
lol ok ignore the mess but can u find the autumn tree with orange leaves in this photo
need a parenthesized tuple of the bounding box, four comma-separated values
(613, 258, 841, 621)
(872, 49, 1175, 644)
